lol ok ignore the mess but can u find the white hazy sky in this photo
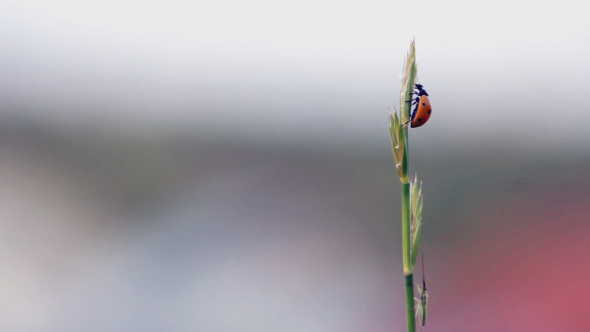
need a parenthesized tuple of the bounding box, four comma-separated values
(1, 0, 589, 150)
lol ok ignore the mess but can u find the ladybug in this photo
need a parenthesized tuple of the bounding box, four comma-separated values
(405, 84, 432, 128)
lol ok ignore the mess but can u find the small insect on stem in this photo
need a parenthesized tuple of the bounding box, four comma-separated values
(415, 253, 428, 332)
(404, 84, 432, 128)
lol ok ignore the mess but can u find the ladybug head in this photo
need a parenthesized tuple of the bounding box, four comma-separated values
(414, 84, 428, 96)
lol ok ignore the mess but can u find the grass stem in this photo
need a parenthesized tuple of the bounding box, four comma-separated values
(405, 274, 416, 332)
(402, 182, 415, 332)
(390, 38, 419, 332)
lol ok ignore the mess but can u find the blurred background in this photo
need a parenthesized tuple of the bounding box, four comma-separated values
(1, 1, 589, 331)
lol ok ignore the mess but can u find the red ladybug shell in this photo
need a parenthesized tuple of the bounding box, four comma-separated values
(410, 95, 432, 128)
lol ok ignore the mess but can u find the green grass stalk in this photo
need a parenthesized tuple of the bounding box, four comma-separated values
(390, 39, 420, 332)
(401, 40, 416, 332)
(402, 183, 415, 332)
(405, 273, 416, 332)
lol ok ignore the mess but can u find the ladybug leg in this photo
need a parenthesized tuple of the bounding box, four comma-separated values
(403, 110, 417, 126)
(402, 97, 419, 126)
(403, 101, 419, 127)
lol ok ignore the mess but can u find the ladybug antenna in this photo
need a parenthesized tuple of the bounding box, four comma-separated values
(421, 252, 426, 290)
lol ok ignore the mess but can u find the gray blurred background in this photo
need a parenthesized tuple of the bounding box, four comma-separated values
(1, 1, 590, 331)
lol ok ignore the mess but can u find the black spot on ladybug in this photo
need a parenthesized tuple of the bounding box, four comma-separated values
(418, 118, 423, 122)
(422, 103, 426, 106)
(428, 109, 431, 114)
